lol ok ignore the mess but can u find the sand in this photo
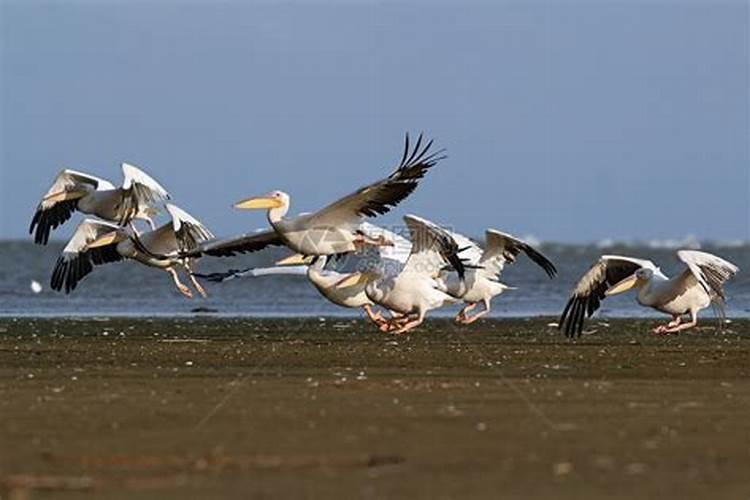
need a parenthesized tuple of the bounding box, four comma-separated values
(1, 317, 749, 499)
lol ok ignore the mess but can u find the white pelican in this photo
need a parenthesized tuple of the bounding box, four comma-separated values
(30, 163, 170, 244)
(207, 133, 444, 258)
(440, 230, 557, 324)
(559, 250, 739, 337)
(50, 204, 213, 298)
(193, 223, 413, 326)
(336, 215, 466, 334)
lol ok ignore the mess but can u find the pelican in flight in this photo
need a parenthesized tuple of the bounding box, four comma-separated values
(50, 204, 213, 298)
(441, 230, 557, 324)
(559, 250, 739, 337)
(30, 163, 170, 244)
(197, 133, 444, 259)
(336, 215, 466, 334)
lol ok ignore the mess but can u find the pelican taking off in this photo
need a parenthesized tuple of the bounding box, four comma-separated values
(30, 163, 170, 244)
(194, 222, 413, 326)
(50, 204, 213, 298)
(559, 250, 738, 337)
(442, 230, 557, 324)
(200, 133, 444, 258)
(337, 215, 466, 334)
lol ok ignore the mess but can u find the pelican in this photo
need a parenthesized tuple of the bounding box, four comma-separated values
(559, 250, 739, 337)
(336, 215, 466, 334)
(30, 163, 170, 244)
(50, 203, 213, 298)
(193, 222, 413, 326)
(198, 133, 444, 258)
(440, 230, 557, 324)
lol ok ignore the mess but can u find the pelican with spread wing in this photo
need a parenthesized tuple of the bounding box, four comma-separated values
(207, 133, 443, 258)
(50, 204, 213, 298)
(336, 215, 466, 334)
(30, 163, 170, 244)
(559, 250, 739, 337)
(441, 230, 557, 324)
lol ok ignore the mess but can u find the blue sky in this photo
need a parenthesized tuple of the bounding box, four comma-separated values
(1, 0, 748, 243)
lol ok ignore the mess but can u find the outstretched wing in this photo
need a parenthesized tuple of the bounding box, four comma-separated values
(50, 219, 124, 293)
(29, 169, 114, 245)
(183, 229, 285, 258)
(676, 250, 739, 302)
(478, 230, 557, 280)
(117, 163, 171, 225)
(307, 133, 445, 227)
(402, 215, 465, 280)
(165, 204, 214, 253)
(559, 255, 654, 337)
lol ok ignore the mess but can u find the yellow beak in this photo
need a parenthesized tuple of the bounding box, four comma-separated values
(234, 196, 283, 210)
(276, 253, 314, 266)
(605, 274, 639, 296)
(88, 231, 120, 249)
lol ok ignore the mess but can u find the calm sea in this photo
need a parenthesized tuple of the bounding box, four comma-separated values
(1, 240, 748, 319)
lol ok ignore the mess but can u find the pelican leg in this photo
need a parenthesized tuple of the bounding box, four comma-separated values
(353, 234, 394, 253)
(379, 314, 411, 333)
(455, 303, 477, 323)
(363, 304, 386, 326)
(663, 312, 698, 334)
(653, 315, 681, 334)
(183, 261, 208, 298)
(167, 267, 193, 298)
(461, 299, 491, 325)
(392, 311, 425, 334)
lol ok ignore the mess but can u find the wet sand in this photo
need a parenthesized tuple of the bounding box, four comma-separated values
(1, 317, 749, 499)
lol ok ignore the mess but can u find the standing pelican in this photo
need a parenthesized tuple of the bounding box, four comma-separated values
(30, 163, 170, 244)
(559, 250, 739, 337)
(50, 204, 213, 298)
(201, 133, 444, 258)
(337, 215, 466, 334)
(441, 230, 557, 324)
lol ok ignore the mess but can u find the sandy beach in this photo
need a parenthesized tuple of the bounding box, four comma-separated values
(1, 317, 749, 499)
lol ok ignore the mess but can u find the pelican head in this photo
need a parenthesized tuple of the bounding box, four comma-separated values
(605, 268, 652, 296)
(234, 191, 289, 210)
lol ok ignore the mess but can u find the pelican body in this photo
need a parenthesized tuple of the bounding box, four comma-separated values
(30, 163, 170, 244)
(440, 229, 557, 323)
(559, 250, 739, 337)
(337, 215, 466, 334)
(214, 133, 444, 259)
(50, 204, 213, 298)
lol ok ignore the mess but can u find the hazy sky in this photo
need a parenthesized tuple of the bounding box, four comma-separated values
(1, 0, 748, 243)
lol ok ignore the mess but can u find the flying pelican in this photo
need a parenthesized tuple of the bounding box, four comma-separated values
(440, 230, 557, 324)
(192, 133, 444, 259)
(50, 203, 213, 298)
(559, 250, 739, 337)
(30, 163, 170, 244)
(336, 215, 466, 334)
(193, 222, 413, 326)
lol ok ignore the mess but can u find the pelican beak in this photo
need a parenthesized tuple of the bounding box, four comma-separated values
(234, 194, 283, 210)
(605, 274, 639, 296)
(43, 189, 87, 203)
(334, 272, 374, 289)
(88, 231, 120, 249)
(276, 253, 313, 266)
